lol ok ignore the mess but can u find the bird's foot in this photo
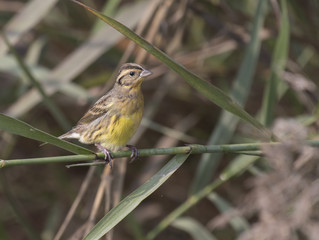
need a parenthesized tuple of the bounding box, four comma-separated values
(95, 144, 113, 168)
(126, 145, 139, 163)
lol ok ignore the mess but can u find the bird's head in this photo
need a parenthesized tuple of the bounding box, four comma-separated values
(115, 63, 152, 90)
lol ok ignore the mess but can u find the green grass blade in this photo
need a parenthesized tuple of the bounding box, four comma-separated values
(190, 0, 268, 194)
(2, 32, 71, 131)
(71, 0, 271, 140)
(91, 0, 120, 33)
(146, 155, 258, 240)
(0, 114, 93, 155)
(207, 193, 249, 233)
(260, 0, 289, 126)
(0, 0, 58, 56)
(172, 217, 217, 240)
(83, 154, 189, 240)
(6, 1, 148, 118)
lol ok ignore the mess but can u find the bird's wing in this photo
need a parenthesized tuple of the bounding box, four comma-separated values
(77, 94, 114, 125)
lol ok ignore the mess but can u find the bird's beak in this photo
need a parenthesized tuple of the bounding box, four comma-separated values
(140, 69, 152, 78)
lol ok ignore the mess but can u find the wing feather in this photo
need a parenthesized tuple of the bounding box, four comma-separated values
(77, 94, 113, 125)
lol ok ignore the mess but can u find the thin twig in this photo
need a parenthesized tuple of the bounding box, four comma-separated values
(84, 166, 112, 236)
(54, 166, 96, 240)
(2, 141, 319, 168)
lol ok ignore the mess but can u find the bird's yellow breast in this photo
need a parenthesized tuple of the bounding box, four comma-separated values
(103, 111, 143, 150)
(95, 94, 144, 151)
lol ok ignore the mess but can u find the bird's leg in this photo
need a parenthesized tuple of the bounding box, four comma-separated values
(95, 144, 113, 168)
(126, 145, 139, 163)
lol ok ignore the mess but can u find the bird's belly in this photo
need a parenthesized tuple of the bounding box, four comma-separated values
(98, 111, 142, 150)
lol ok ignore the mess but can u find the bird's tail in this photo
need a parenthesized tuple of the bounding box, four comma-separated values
(39, 129, 80, 147)
(58, 129, 80, 140)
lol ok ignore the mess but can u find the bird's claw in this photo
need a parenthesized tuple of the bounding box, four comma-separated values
(126, 145, 139, 163)
(95, 144, 113, 168)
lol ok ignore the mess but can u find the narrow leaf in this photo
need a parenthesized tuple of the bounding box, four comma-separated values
(6, 1, 149, 117)
(0, 114, 93, 155)
(172, 217, 217, 240)
(191, 0, 268, 193)
(207, 193, 249, 232)
(0, 0, 58, 56)
(2, 32, 71, 131)
(71, 0, 272, 140)
(83, 154, 189, 240)
(146, 155, 258, 240)
(260, 0, 289, 126)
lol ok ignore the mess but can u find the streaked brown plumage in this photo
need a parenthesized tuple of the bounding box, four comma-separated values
(60, 63, 152, 166)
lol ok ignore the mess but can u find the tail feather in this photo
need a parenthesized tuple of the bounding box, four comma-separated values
(39, 129, 80, 147)
(59, 129, 80, 140)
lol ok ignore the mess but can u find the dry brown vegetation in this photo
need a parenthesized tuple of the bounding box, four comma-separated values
(1, 0, 319, 239)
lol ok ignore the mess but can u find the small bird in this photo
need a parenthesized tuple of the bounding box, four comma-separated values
(59, 63, 152, 166)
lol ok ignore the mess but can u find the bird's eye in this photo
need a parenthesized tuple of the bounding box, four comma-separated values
(129, 71, 135, 76)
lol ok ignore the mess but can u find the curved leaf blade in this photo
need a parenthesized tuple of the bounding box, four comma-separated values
(83, 154, 189, 240)
(172, 217, 217, 240)
(0, 114, 93, 155)
(191, 0, 268, 193)
(260, 0, 290, 126)
(6, 1, 149, 118)
(71, 0, 272, 140)
(0, 0, 58, 56)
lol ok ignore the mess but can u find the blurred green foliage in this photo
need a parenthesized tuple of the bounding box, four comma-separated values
(1, 0, 319, 239)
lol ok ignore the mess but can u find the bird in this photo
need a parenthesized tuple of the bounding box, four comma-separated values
(59, 63, 152, 167)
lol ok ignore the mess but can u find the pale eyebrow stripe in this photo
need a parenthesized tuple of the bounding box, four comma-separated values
(117, 68, 141, 81)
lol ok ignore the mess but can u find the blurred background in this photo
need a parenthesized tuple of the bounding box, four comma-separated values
(1, 0, 319, 239)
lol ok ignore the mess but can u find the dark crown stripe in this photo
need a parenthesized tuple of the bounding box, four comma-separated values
(119, 64, 143, 71)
